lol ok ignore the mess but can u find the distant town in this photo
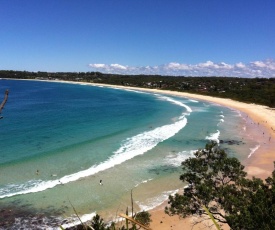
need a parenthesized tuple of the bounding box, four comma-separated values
(1, 70, 275, 108)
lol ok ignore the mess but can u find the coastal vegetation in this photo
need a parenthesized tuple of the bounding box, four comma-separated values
(64, 210, 152, 230)
(165, 142, 275, 230)
(1, 70, 275, 107)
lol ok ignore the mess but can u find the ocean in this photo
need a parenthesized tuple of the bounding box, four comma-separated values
(0, 79, 259, 229)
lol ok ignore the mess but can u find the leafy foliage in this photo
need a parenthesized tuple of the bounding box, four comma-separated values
(134, 211, 151, 227)
(165, 142, 275, 229)
(91, 214, 108, 230)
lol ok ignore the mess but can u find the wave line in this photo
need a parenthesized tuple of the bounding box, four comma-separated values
(0, 116, 188, 199)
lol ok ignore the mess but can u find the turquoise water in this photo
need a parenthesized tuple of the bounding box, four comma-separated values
(0, 79, 258, 228)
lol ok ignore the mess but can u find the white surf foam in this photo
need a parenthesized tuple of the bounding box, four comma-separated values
(58, 212, 96, 230)
(205, 130, 220, 143)
(136, 189, 179, 211)
(123, 88, 148, 94)
(164, 150, 195, 167)
(218, 118, 224, 126)
(188, 99, 199, 103)
(134, 178, 153, 188)
(154, 94, 192, 113)
(0, 116, 188, 199)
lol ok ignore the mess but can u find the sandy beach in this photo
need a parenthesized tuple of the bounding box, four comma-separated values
(88, 83, 275, 230)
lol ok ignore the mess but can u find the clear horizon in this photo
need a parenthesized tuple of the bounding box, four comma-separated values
(1, 0, 275, 77)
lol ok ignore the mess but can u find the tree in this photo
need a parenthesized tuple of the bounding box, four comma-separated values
(91, 214, 108, 230)
(165, 142, 275, 229)
(134, 211, 151, 227)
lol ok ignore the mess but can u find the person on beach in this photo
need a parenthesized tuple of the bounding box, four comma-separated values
(36, 170, 39, 175)
(99, 179, 103, 185)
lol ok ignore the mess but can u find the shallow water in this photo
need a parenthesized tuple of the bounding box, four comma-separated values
(0, 79, 259, 228)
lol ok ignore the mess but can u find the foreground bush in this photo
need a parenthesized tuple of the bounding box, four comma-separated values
(165, 141, 275, 230)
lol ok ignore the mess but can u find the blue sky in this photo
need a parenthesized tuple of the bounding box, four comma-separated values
(1, 0, 275, 77)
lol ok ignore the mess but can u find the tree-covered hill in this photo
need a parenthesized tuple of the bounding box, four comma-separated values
(1, 70, 275, 107)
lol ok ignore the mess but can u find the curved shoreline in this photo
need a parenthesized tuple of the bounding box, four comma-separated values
(84, 82, 275, 230)
(9, 79, 275, 229)
(7, 78, 275, 177)
(91, 83, 275, 178)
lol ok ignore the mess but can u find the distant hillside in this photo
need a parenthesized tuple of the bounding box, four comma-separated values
(1, 70, 275, 107)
